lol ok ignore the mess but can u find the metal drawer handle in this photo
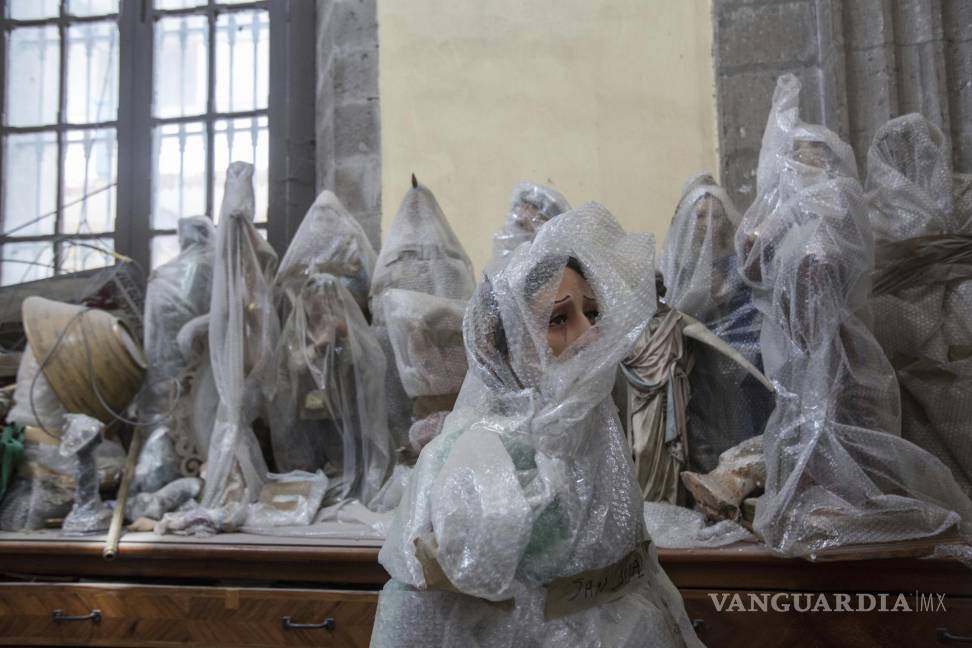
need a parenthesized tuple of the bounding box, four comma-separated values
(939, 628, 972, 644)
(282, 616, 335, 631)
(52, 609, 102, 624)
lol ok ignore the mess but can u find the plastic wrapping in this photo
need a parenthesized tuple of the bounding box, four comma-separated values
(382, 288, 467, 452)
(0, 431, 123, 531)
(865, 114, 962, 243)
(59, 414, 112, 534)
(736, 74, 972, 556)
(374, 204, 701, 647)
(643, 502, 755, 549)
(126, 477, 202, 521)
(866, 114, 972, 497)
(8, 344, 66, 434)
(268, 273, 392, 505)
(660, 176, 773, 473)
(200, 162, 276, 511)
(242, 470, 328, 529)
(134, 216, 215, 493)
(489, 182, 571, 272)
(276, 190, 377, 315)
(371, 180, 476, 448)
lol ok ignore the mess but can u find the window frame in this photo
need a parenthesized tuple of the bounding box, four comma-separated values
(0, 0, 316, 282)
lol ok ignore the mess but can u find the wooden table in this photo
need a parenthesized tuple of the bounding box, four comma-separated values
(0, 533, 969, 647)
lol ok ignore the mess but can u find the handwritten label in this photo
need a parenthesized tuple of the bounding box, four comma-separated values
(544, 540, 656, 620)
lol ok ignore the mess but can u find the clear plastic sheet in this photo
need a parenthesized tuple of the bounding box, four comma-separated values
(134, 217, 215, 493)
(865, 114, 963, 243)
(371, 179, 476, 449)
(736, 74, 972, 557)
(200, 162, 277, 511)
(8, 344, 66, 434)
(643, 502, 755, 549)
(489, 182, 571, 273)
(242, 470, 328, 529)
(268, 273, 392, 505)
(275, 190, 377, 315)
(374, 204, 701, 647)
(660, 176, 773, 473)
(866, 114, 972, 498)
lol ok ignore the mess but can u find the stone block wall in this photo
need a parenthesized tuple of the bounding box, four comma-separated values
(714, 0, 972, 210)
(316, 0, 382, 248)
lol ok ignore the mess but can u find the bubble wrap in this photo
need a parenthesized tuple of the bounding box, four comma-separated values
(736, 75, 972, 557)
(865, 114, 960, 243)
(489, 182, 571, 273)
(371, 180, 476, 448)
(865, 115, 972, 498)
(871, 236, 972, 497)
(8, 343, 66, 434)
(373, 204, 701, 647)
(382, 289, 468, 399)
(135, 216, 215, 493)
(268, 273, 392, 506)
(660, 175, 773, 472)
(643, 502, 755, 549)
(276, 190, 377, 315)
(200, 162, 276, 510)
(243, 470, 328, 529)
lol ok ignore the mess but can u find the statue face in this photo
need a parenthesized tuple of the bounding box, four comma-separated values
(546, 266, 599, 357)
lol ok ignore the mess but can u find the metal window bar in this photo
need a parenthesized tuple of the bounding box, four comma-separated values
(0, 0, 120, 285)
(4, 0, 313, 281)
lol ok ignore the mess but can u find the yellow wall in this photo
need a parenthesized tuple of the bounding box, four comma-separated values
(379, 0, 718, 274)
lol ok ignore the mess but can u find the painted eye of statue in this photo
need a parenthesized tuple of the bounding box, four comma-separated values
(549, 313, 568, 327)
(584, 309, 599, 324)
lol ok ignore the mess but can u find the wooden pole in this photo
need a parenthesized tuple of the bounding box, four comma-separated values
(103, 429, 142, 561)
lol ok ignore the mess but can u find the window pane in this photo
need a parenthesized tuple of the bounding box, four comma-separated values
(0, 242, 54, 286)
(153, 122, 207, 229)
(66, 22, 119, 124)
(67, 0, 119, 17)
(155, 0, 205, 10)
(2, 132, 58, 236)
(7, 0, 58, 20)
(60, 237, 114, 274)
(6, 26, 60, 127)
(63, 128, 117, 235)
(150, 234, 180, 269)
(215, 9, 268, 113)
(154, 15, 208, 119)
(213, 116, 267, 224)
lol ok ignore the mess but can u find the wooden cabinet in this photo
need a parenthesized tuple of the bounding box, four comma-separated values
(0, 534, 970, 647)
(0, 583, 377, 648)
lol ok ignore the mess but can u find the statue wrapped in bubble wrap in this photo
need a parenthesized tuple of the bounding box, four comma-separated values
(372, 204, 702, 648)
(659, 174, 773, 475)
(156, 163, 279, 536)
(866, 113, 972, 497)
(734, 75, 972, 556)
(370, 177, 476, 451)
(489, 182, 571, 273)
(269, 191, 391, 507)
(133, 216, 215, 495)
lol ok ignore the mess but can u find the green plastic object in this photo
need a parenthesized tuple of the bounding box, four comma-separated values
(0, 422, 25, 500)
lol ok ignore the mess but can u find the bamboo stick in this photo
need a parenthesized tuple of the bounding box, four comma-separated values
(103, 429, 143, 561)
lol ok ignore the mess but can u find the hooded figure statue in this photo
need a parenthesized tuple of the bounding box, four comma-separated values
(372, 204, 702, 648)
(735, 74, 972, 556)
(659, 175, 773, 475)
(488, 182, 571, 273)
(866, 114, 972, 497)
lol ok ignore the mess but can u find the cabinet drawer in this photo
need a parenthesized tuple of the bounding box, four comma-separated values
(0, 583, 378, 647)
(682, 589, 972, 648)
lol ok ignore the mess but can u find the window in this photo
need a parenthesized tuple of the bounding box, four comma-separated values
(0, 0, 315, 285)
